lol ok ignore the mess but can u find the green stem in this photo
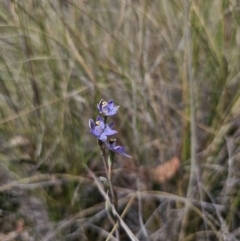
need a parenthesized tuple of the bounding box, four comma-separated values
(99, 141, 120, 240)
(107, 153, 120, 240)
(97, 139, 108, 177)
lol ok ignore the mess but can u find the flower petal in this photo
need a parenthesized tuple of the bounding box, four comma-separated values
(108, 100, 114, 110)
(89, 119, 95, 129)
(99, 134, 107, 141)
(97, 99, 104, 111)
(104, 129, 118, 136)
(96, 115, 103, 122)
(95, 125, 103, 134)
(104, 141, 131, 158)
(102, 105, 109, 114)
(90, 129, 100, 137)
(115, 146, 125, 152)
(112, 106, 120, 112)
(107, 106, 120, 116)
(118, 152, 132, 158)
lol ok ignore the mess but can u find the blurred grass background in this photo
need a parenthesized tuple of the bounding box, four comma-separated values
(1, 0, 240, 240)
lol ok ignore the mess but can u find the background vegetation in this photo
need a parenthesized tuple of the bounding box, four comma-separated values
(1, 0, 240, 240)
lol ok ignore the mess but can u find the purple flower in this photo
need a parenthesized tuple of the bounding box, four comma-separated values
(105, 139, 132, 158)
(97, 99, 120, 116)
(89, 116, 117, 141)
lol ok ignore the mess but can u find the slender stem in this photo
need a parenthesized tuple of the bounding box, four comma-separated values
(97, 116, 120, 240)
(99, 141, 120, 241)
(108, 159, 119, 215)
(100, 148, 108, 177)
(108, 167, 120, 240)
